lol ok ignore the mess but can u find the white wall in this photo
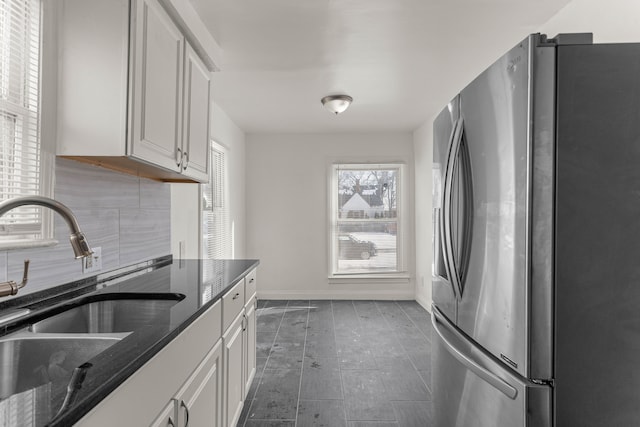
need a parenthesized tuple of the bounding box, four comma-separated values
(246, 132, 415, 300)
(170, 183, 200, 258)
(211, 103, 247, 259)
(171, 102, 247, 259)
(540, 0, 640, 42)
(412, 119, 435, 311)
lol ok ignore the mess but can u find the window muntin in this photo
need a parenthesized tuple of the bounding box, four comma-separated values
(330, 163, 405, 276)
(0, 0, 43, 241)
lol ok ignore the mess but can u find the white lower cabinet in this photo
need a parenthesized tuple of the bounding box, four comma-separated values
(223, 269, 258, 427)
(75, 301, 223, 427)
(174, 340, 223, 427)
(150, 401, 177, 427)
(149, 340, 223, 427)
(223, 313, 245, 427)
(75, 269, 258, 427)
(243, 297, 257, 397)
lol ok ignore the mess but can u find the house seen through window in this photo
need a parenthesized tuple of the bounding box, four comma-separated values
(330, 163, 405, 276)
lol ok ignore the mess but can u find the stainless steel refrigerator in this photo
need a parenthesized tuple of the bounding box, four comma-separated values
(431, 33, 640, 427)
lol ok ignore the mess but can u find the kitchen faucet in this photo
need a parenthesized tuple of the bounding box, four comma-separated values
(0, 196, 93, 297)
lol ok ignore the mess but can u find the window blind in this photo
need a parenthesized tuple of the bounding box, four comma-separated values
(0, 0, 42, 239)
(202, 141, 230, 259)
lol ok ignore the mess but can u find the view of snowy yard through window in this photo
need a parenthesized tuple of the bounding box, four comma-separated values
(335, 165, 400, 274)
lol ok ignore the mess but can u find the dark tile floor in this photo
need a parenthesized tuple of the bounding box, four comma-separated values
(237, 300, 433, 427)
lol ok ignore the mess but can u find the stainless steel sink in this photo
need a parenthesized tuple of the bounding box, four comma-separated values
(30, 295, 183, 334)
(0, 293, 184, 400)
(0, 334, 123, 399)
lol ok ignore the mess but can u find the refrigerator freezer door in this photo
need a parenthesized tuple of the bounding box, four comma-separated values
(454, 36, 532, 377)
(432, 306, 552, 427)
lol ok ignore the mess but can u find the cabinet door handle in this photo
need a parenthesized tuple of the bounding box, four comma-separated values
(167, 416, 175, 427)
(180, 400, 190, 427)
(176, 147, 183, 168)
(182, 151, 189, 170)
(242, 313, 247, 331)
(249, 277, 254, 283)
(232, 292, 240, 300)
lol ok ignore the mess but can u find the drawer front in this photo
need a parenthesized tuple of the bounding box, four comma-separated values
(222, 281, 245, 332)
(206, 297, 223, 339)
(245, 269, 257, 303)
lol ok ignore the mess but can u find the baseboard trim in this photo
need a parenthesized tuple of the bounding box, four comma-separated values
(415, 294, 431, 313)
(257, 289, 415, 300)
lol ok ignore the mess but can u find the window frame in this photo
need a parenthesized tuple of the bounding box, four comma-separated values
(328, 162, 409, 280)
(0, 0, 55, 249)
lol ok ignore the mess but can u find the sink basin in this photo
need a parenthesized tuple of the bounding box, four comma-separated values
(0, 335, 122, 399)
(30, 293, 185, 334)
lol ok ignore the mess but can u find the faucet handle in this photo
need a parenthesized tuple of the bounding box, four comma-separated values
(0, 259, 30, 298)
(21, 259, 30, 286)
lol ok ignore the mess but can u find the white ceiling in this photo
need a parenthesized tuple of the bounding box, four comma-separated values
(190, 0, 573, 134)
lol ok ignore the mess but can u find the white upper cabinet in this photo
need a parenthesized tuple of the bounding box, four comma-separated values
(130, 0, 184, 173)
(56, 0, 214, 183)
(180, 42, 211, 182)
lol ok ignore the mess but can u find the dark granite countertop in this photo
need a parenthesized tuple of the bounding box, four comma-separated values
(0, 257, 259, 426)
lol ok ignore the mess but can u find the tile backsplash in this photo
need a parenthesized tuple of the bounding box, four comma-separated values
(0, 158, 171, 298)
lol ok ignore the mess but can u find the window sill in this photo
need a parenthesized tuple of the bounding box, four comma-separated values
(328, 273, 411, 285)
(0, 239, 59, 251)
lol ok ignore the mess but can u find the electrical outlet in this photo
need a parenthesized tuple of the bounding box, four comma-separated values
(82, 247, 102, 274)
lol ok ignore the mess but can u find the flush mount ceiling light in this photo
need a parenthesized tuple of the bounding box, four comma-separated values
(321, 95, 353, 115)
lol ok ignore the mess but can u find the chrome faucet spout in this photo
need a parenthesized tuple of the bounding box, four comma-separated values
(0, 196, 93, 259)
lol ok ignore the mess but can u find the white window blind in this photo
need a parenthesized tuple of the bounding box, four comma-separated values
(330, 163, 405, 276)
(0, 0, 42, 239)
(202, 141, 230, 259)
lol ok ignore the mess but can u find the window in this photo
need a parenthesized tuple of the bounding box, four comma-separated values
(201, 141, 231, 302)
(330, 163, 406, 277)
(202, 141, 230, 259)
(0, 0, 47, 243)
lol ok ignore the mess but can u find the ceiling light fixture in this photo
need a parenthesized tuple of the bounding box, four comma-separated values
(321, 95, 353, 115)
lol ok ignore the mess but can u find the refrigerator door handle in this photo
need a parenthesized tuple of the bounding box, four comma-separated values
(442, 116, 465, 298)
(433, 207, 448, 280)
(432, 305, 518, 400)
(439, 118, 461, 298)
(458, 128, 474, 295)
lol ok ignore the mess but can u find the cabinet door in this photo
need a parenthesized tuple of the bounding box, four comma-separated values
(181, 42, 211, 182)
(175, 340, 223, 427)
(223, 313, 245, 427)
(243, 299, 257, 398)
(150, 400, 177, 427)
(130, 0, 183, 172)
